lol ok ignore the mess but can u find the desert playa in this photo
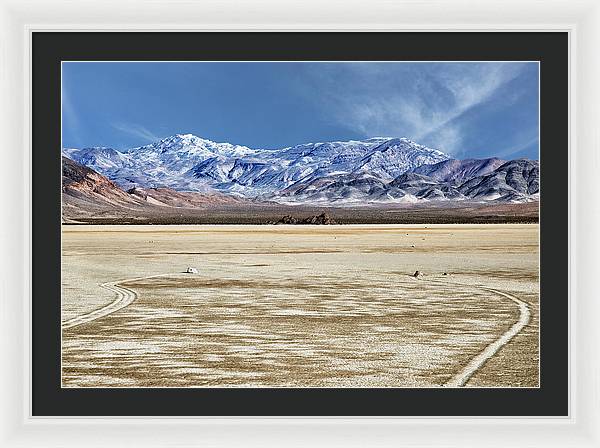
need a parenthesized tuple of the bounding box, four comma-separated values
(61, 224, 539, 388)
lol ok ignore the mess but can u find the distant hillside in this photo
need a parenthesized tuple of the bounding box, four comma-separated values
(62, 156, 143, 217)
(62, 156, 244, 221)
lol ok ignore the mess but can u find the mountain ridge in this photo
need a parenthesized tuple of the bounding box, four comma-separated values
(64, 133, 539, 205)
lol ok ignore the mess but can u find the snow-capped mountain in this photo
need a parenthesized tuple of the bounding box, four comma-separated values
(65, 134, 264, 193)
(63, 133, 539, 205)
(62, 146, 135, 171)
(353, 138, 450, 180)
(64, 134, 449, 197)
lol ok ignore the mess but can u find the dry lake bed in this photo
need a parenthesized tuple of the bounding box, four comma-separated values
(61, 224, 539, 388)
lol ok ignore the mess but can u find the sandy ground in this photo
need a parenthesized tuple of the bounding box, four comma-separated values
(61, 224, 539, 388)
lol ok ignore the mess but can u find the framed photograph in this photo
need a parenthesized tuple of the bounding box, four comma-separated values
(41, 28, 565, 413)
(1, 0, 598, 447)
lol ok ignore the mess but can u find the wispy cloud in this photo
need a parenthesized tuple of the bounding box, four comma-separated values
(300, 62, 531, 154)
(495, 135, 539, 159)
(111, 122, 160, 143)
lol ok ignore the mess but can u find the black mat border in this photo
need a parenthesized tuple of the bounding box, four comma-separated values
(32, 32, 568, 416)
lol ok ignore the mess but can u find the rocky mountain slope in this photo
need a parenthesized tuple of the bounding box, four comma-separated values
(62, 156, 244, 220)
(411, 157, 506, 183)
(273, 159, 539, 204)
(62, 156, 141, 208)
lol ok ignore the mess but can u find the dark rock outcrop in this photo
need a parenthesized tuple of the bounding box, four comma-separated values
(269, 212, 337, 225)
(301, 213, 337, 225)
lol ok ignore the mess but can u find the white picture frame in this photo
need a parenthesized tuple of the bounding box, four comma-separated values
(1, 0, 597, 446)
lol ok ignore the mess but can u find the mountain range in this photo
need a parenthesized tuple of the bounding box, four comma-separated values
(63, 133, 539, 206)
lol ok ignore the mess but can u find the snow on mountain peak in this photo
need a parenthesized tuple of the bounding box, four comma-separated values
(128, 133, 258, 158)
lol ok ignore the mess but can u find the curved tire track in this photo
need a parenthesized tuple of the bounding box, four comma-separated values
(424, 278, 531, 387)
(62, 273, 171, 330)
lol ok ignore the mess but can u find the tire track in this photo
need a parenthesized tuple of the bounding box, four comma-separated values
(62, 273, 171, 330)
(422, 277, 531, 387)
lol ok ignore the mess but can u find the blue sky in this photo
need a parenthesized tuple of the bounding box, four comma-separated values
(62, 61, 539, 159)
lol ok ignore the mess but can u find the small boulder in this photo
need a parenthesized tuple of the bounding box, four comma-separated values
(185, 267, 198, 274)
(412, 270, 422, 278)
